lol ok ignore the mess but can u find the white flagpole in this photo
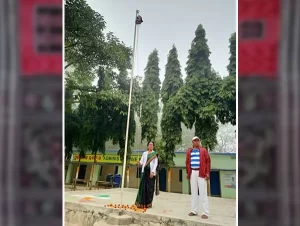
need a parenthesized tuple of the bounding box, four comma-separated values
(120, 9, 139, 206)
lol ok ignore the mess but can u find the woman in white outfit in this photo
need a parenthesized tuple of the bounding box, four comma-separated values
(135, 141, 159, 208)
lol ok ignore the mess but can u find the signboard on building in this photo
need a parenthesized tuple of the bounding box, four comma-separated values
(223, 171, 236, 188)
(72, 154, 140, 165)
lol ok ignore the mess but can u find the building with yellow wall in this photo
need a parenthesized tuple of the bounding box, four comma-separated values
(65, 150, 236, 199)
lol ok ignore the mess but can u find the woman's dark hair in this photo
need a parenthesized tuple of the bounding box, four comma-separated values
(147, 141, 155, 147)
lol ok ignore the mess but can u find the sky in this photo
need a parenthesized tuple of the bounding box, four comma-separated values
(88, 0, 236, 82)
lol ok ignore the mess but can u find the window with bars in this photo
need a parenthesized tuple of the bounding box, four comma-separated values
(239, 21, 264, 39)
(35, 6, 62, 53)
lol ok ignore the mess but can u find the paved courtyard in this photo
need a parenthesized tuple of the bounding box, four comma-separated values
(65, 188, 236, 226)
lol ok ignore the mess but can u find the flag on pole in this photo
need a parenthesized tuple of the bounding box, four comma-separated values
(136, 15, 143, 24)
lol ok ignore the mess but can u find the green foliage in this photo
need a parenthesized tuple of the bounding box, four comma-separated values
(116, 69, 143, 112)
(155, 140, 175, 168)
(65, 72, 138, 161)
(185, 24, 212, 80)
(217, 32, 236, 125)
(65, 0, 131, 72)
(161, 45, 183, 105)
(161, 99, 182, 166)
(195, 116, 218, 150)
(160, 45, 183, 165)
(65, 85, 136, 159)
(142, 49, 161, 99)
(140, 87, 159, 141)
(140, 49, 161, 141)
(65, 2, 236, 167)
(177, 24, 220, 150)
(131, 75, 143, 117)
(227, 32, 236, 76)
(65, 68, 95, 88)
(64, 0, 138, 161)
(116, 68, 130, 92)
(174, 75, 221, 150)
(65, 108, 80, 160)
(65, 0, 104, 71)
(216, 75, 236, 125)
(160, 25, 236, 152)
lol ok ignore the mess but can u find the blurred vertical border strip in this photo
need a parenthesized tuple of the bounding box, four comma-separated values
(279, 0, 300, 224)
(0, 0, 6, 223)
(62, 0, 65, 225)
(292, 0, 300, 224)
(7, 0, 19, 225)
(278, 0, 291, 224)
(235, 1, 238, 225)
(0, 0, 19, 225)
(289, 0, 300, 224)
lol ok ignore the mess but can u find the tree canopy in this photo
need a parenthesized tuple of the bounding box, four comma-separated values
(160, 45, 184, 165)
(64, 0, 138, 162)
(161, 45, 183, 105)
(140, 49, 161, 141)
(160, 25, 236, 156)
(64, 0, 236, 168)
(166, 24, 221, 151)
(65, 0, 131, 72)
(216, 32, 236, 125)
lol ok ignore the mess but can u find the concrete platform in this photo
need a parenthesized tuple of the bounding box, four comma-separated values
(65, 188, 236, 226)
